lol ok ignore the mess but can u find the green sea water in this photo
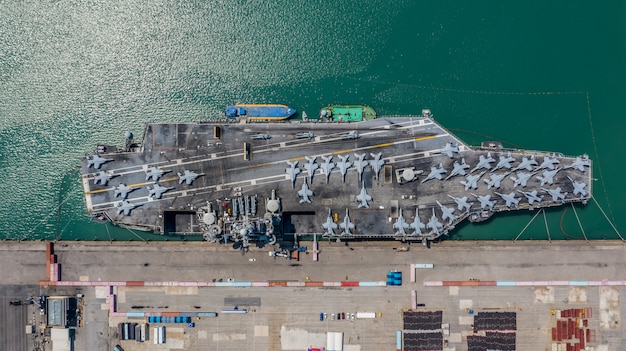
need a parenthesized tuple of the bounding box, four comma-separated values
(0, 1, 624, 241)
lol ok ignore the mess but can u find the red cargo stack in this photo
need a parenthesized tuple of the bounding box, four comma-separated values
(49, 263, 59, 282)
(46, 242, 53, 279)
(551, 327, 557, 341)
(580, 331, 585, 350)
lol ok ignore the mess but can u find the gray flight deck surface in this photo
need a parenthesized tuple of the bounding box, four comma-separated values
(81, 114, 592, 244)
(2, 241, 625, 351)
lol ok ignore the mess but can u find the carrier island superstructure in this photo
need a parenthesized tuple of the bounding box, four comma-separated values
(81, 110, 592, 247)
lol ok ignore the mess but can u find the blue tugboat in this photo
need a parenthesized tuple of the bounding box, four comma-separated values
(225, 104, 296, 121)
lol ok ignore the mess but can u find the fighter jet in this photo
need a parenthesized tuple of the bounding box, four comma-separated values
(447, 195, 474, 212)
(539, 153, 560, 170)
(426, 208, 443, 234)
(495, 192, 520, 208)
(445, 158, 470, 180)
(251, 133, 271, 140)
(409, 208, 426, 236)
(353, 153, 368, 182)
(285, 161, 301, 188)
(510, 171, 536, 187)
(518, 189, 543, 206)
(178, 169, 203, 185)
(321, 209, 337, 236)
(439, 142, 460, 158)
(494, 151, 516, 170)
(567, 176, 588, 198)
(93, 171, 114, 185)
(86, 154, 112, 169)
(113, 183, 135, 200)
(116, 200, 140, 216)
(513, 155, 538, 171)
(297, 180, 313, 204)
(484, 172, 507, 189)
(356, 185, 372, 209)
(470, 152, 495, 173)
(320, 155, 335, 183)
(295, 132, 316, 140)
(147, 183, 173, 199)
(115, 200, 141, 216)
(536, 168, 560, 186)
(339, 209, 355, 236)
(460, 171, 486, 191)
(567, 155, 591, 172)
(336, 155, 352, 183)
(303, 156, 319, 183)
(393, 209, 410, 236)
(341, 132, 359, 140)
(369, 152, 385, 180)
(471, 193, 497, 210)
(436, 201, 458, 224)
(541, 187, 568, 203)
(144, 166, 169, 181)
(421, 163, 447, 183)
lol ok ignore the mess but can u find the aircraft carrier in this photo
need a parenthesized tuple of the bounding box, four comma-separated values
(80, 110, 592, 246)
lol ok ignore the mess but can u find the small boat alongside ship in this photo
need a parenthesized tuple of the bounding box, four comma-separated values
(320, 105, 376, 122)
(225, 104, 296, 121)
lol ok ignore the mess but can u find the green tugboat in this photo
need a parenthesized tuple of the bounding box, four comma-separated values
(320, 105, 376, 122)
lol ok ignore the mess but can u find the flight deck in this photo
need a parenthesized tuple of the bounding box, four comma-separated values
(80, 111, 592, 246)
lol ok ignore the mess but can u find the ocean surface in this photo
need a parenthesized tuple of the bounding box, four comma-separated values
(0, 1, 624, 241)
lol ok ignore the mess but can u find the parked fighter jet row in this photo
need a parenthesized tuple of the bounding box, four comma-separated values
(88, 138, 590, 240)
(87, 155, 204, 216)
(284, 143, 590, 239)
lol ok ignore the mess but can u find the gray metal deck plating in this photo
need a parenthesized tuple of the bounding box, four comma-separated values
(80, 114, 592, 244)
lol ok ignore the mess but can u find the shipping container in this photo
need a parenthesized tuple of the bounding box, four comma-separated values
(414, 263, 434, 269)
(141, 323, 148, 341)
(198, 312, 218, 317)
(396, 330, 402, 351)
(128, 323, 136, 340)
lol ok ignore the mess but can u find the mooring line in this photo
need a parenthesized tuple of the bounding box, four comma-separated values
(586, 92, 613, 222)
(514, 209, 543, 241)
(591, 196, 624, 241)
(570, 203, 587, 242)
(543, 210, 551, 242)
(125, 227, 147, 242)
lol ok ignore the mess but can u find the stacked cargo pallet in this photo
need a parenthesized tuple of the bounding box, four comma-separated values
(551, 308, 594, 351)
(467, 312, 516, 351)
(402, 311, 444, 351)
